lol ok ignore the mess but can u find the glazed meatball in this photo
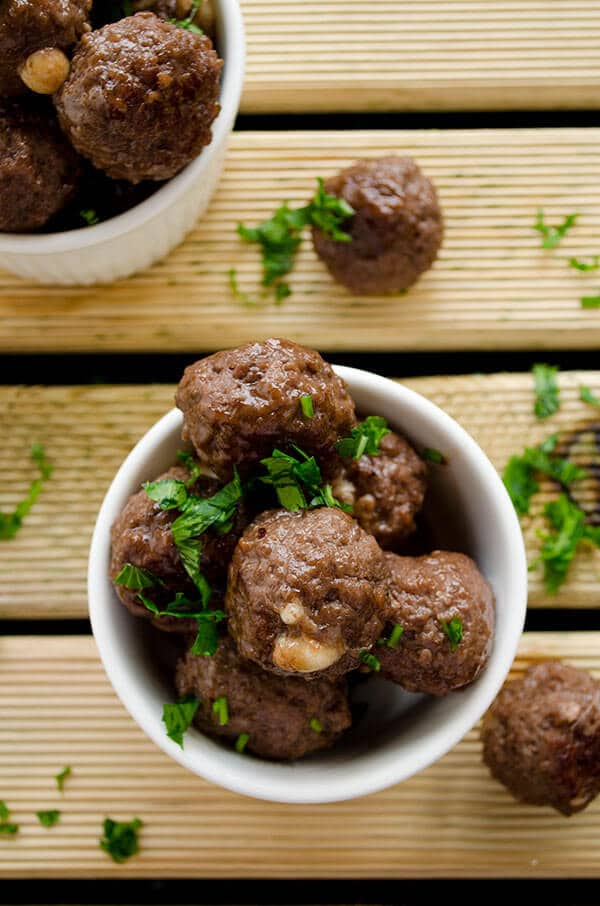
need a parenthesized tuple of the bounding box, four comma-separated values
(0, 0, 91, 96)
(175, 636, 352, 760)
(378, 551, 494, 696)
(312, 156, 443, 295)
(481, 662, 600, 816)
(332, 431, 427, 549)
(0, 100, 80, 232)
(225, 508, 388, 681)
(176, 338, 357, 481)
(110, 463, 248, 631)
(54, 13, 222, 183)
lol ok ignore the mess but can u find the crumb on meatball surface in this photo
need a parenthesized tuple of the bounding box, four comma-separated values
(175, 636, 352, 760)
(481, 661, 600, 816)
(312, 155, 443, 295)
(225, 507, 388, 681)
(378, 550, 494, 696)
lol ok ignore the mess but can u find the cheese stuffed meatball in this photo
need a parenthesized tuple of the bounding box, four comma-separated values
(225, 507, 388, 680)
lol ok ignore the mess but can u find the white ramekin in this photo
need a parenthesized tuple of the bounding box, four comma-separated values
(88, 365, 528, 804)
(0, 0, 245, 285)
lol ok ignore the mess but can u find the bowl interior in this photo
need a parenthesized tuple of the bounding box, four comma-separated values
(89, 366, 527, 803)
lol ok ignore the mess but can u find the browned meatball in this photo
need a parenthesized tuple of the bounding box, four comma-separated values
(54, 13, 222, 183)
(225, 508, 388, 681)
(110, 463, 248, 631)
(378, 551, 494, 696)
(332, 431, 427, 549)
(175, 636, 352, 760)
(0, 100, 80, 232)
(176, 338, 357, 481)
(312, 156, 443, 295)
(0, 0, 91, 96)
(482, 662, 600, 816)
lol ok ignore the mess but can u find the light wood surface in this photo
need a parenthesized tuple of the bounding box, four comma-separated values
(2, 129, 600, 353)
(1, 371, 599, 621)
(0, 632, 598, 879)
(240, 1, 600, 113)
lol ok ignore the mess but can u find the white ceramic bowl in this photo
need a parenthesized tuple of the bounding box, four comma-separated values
(0, 0, 245, 285)
(88, 365, 527, 804)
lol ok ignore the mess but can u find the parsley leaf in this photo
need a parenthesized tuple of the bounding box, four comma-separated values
(100, 817, 142, 864)
(191, 620, 220, 657)
(581, 294, 600, 308)
(0, 800, 18, 835)
(113, 563, 163, 590)
(163, 696, 200, 749)
(260, 447, 348, 512)
(440, 617, 463, 651)
(387, 624, 404, 648)
(580, 385, 600, 408)
(503, 435, 587, 516)
(170, 0, 203, 32)
(212, 696, 229, 726)
(534, 494, 598, 593)
(235, 733, 250, 753)
(300, 395, 314, 418)
(177, 450, 202, 485)
(569, 255, 599, 272)
(359, 650, 381, 672)
(532, 363, 560, 419)
(55, 766, 71, 792)
(143, 478, 188, 510)
(336, 416, 390, 460)
(37, 810, 60, 828)
(533, 209, 578, 250)
(422, 447, 446, 464)
(137, 592, 225, 657)
(309, 717, 323, 733)
(80, 208, 100, 227)
(0, 444, 52, 540)
(227, 268, 258, 306)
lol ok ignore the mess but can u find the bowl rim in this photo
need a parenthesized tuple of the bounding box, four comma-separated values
(0, 0, 245, 254)
(88, 365, 528, 804)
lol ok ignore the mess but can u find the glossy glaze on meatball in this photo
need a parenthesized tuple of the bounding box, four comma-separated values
(175, 636, 352, 760)
(225, 507, 388, 680)
(481, 661, 600, 816)
(0, 0, 91, 96)
(110, 463, 248, 631)
(176, 338, 357, 481)
(55, 12, 222, 183)
(378, 551, 494, 696)
(0, 100, 81, 231)
(332, 431, 427, 549)
(312, 156, 443, 295)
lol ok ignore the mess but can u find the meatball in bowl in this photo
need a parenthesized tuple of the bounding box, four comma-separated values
(89, 340, 526, 803)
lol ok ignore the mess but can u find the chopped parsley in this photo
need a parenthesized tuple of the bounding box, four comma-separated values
(359, 650, 381, 672)
(235, 732, 250, 753)
(227, 268, 258, 306)
(170, 0, 203, 32)
(532, 363, 560, 419)
(422, 447, 446, 465)
(212, 696, 229, 726)
(138, 592, 225, 657)
(235, 177, 354, 301)
(533, 209, 578, 250)
(0, 801, 18, 835)
(580, 385, 600, 408)
(162, 696, 200, 749)
(80, 208, 100, 227)
(440, 616, 463, 651)
(300, 394, 314, 418)
(144, 477, 188, 510)
(55, 766, 71, 792)
(37, 810, 60, 828)
(260, 446, 348, 512)
(177, 450, 202, 486)
(0, 443, 52, 540)
(309, 717, 323, 733)
(100, 817, 142, 864)
(581, 294, 600, 308)
(387, 624, 405, 648)
(113, 563, 163, 590)
(503, 434, 587, 516)
(532, 494, 600, 593)
(569, 255, 599, 272)
(336, 416, 390, 460)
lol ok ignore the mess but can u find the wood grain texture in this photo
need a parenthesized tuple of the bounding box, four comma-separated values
(1, 372, 599, 620)
(0, 632, 598, 879)
(2, 130, 600, 353)
(240, 1, 600, 113)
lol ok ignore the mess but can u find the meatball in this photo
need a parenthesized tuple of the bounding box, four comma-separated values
(225, 507, 388, 681)
(0, 0, 91, 96)
(332, 431, 427, 549)
(110, 463, 248, 631)
(378, 551, 494, 696)
(54, 13, 222, 183)
(175, 636, 352, 760)
(312, 156, 443, 295)
(481, 661, 600, 816)
(0, 100, 81, 232)
(176, 338, 357, 482)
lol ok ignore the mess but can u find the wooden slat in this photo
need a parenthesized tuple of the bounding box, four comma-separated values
(1, 372, 599, 620)
(240, 1, 600, 113)
(0, 632, 598, 879)
(2, 129, 600, 353)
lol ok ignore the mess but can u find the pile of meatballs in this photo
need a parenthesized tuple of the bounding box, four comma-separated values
(110, 338, 496, 762)
(0, 0, 222, 232)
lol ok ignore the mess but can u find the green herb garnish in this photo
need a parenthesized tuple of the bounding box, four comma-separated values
(212, 696, 229, 726)
(55, 766, 71, 792)
(260, 446, 348, 512)
(422, 447, 445, 464)
(138, 591, 225, 657)
(569, 255, 599, 272)
(0, 801, 18, 835)
(37, 810, 60, 828)
(300, 395, 314, 418)
(387, 624, 404, 648)
(503, 434, 587, 516)
(440, 616, 463, 651)
(336, 416, 390, 460)
(113, 563, 163, 590)
(100, 817, 142, 863)
(581, 294, 600, 308)
(162, 696, 200, 749)
(170, 0, 203, 32)
(143, 477, 188, 510)
(534, 209, 578, 250)
(227, 268, 258, 306)
(532, 494, 600, 593)
(80, 208, 100, 227)
(177, 449, 202, 486)
(0, 444, 52, 540)
(580, 385, 600, 408)
(309, 717, 323, 733)
(359, 650, 381, 672)
(235, 733, 250, 753)
(532, 363, 560, 419)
